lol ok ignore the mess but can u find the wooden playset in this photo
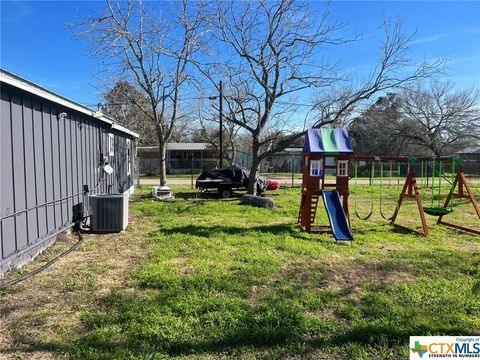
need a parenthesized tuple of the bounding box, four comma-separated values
(298, 128, 480, 240)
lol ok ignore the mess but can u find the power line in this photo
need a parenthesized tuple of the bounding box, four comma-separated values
(84, 98, 478, 119)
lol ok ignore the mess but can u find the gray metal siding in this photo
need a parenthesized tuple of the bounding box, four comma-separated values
(1, 89, 14, 259)
(11, 94, 28, 251)
(0, 84, 134, 272)
(33, 102, 47, 239)
(43, 104, 55, 233)
(23, 99, 37, 245)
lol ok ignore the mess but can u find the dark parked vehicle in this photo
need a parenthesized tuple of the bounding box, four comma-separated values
(196, 165, 267, 198)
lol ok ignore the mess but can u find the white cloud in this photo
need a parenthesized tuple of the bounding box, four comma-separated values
(411, 34, 448, 45)
(448, 55, 480, 65)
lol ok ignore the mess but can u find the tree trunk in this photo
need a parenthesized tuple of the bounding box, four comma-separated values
(230, 140, 237, 166)
(247, 144, 260, 195)
(158, 138, 167, 186)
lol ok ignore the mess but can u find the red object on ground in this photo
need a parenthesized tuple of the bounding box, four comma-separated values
(267, 180, 280, 190)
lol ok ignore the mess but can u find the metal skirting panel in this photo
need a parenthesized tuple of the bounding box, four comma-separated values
(0, 224, 74, 276)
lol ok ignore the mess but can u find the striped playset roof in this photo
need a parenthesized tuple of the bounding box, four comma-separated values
(303, 128, 353, 154)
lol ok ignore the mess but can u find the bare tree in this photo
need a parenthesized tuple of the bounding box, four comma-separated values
(75, 0, 205, 185)
(400, 81, 480, 156)
(103, 80, 157, 146)
(202, 1, 443, 194)
(311, 17, 444, 128)
(348, 93, 408, 156)
(193, 115, 241, 166)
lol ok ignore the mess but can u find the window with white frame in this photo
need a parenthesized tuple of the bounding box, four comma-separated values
(127, 139, 131, 176)
(108, 133, 115, 156)
(337, 160, 348, 177)
(310, 159, 322, 176)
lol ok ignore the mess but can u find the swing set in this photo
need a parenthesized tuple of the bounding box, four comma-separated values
(350, 156, 480, 236)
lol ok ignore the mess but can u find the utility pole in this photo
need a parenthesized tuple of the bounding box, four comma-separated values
(219, 80, 223, 168)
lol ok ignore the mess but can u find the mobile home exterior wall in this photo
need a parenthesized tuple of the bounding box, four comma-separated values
(0, 70, 139, 275)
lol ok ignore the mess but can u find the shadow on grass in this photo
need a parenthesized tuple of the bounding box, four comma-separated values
(158, 223, 300, 238)
(130, 191, 245, 207)
(390, 223, 425, 237)
(172, 191, 205, 200)
(170, 191, 248, 201)
(129, 191, 154, 202)
(0, 342, 71, 358)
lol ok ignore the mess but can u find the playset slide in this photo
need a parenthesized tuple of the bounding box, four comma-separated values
(322, 190, 354, 241)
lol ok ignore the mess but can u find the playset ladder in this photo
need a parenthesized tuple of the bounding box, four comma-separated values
(298, 192, 320, 232)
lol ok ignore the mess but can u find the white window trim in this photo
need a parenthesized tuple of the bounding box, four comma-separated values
(337, 160, 349, 177)
(127, 139, 131, 176)
(310, 159, 322, 177)
(108, 133, 115, 156)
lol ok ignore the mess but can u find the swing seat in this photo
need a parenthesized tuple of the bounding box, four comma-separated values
(422, 207, 453, 216)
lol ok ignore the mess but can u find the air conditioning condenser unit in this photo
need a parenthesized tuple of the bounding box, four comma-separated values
(89, 193, 128, 232)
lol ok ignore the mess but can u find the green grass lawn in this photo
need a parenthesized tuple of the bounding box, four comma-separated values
(1, 185, 479, 359)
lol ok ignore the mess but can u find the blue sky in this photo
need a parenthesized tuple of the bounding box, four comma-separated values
(1, 1, 479, 108)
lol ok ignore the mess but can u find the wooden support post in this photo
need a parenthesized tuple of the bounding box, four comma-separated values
(459, 172, 480, 218)
(436, 172, 459, 225)
(414, 180, 429, 237)
(437, 167, 480, 234)
(390, 169, 410, 224)
(390, 165, 429, 236)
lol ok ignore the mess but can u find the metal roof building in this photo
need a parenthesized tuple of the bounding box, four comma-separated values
(139, 143, 212, 151)
(137, 143, 217, 175)
(0, 69, 139, 275)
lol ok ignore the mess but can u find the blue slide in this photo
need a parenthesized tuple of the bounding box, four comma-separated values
(322, 191, 354, 241)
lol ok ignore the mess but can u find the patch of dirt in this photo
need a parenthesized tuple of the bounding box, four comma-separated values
(323, 260, 414, 296)
(318, 252, 415, 298)
(278, 257, 324, 284)
(455, 240, 480, 252)
(0, 212, 149, 359)
(248, 256, 327, 306)
(249, 254, 415, 306)
(167, 257, 197, 275)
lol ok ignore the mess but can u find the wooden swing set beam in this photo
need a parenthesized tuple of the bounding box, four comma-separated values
(349, 155, 460, 163)
(436, 221, 480, 235)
